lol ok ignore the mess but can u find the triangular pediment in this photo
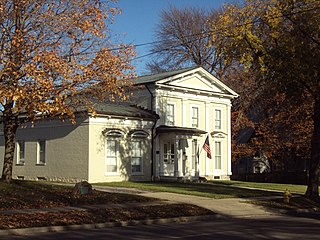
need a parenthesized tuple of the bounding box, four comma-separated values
(169, 75, 223, 93)
(157, 67, 238, 97)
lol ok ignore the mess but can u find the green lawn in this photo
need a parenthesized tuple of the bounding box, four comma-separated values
(212, 180, 307, 194)
(96, 181, 284, 199)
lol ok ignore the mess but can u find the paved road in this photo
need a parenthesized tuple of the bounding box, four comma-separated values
(3, 215, 320, 240)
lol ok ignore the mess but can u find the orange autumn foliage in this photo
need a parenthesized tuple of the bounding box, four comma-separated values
(0, 0, 136, 182)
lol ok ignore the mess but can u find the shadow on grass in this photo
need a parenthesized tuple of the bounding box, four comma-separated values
(98, 181, 282, 199)
(156, 182, 281, 198)
(248, 195, 320, 219)
(250, 196, 320, 211)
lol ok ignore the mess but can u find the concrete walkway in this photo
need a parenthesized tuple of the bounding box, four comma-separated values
(142, 193, 276, 218)
(93, 186, 279, 218)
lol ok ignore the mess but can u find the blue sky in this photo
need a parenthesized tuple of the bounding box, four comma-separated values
(110, 0, 232, 75)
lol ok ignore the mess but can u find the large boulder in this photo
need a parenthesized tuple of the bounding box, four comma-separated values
(73, 181, 93, 195)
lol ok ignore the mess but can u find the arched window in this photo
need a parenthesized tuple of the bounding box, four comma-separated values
(131, 130, 148, 138)
(104, 129, 124, 137)
(130, 130, 148, 174)
(104, 130, 124, 174)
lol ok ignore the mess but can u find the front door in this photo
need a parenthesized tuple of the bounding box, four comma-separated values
(162, 141, 175, 176)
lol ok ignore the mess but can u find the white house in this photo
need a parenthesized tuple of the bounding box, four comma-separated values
(0, 67, 238, 182)
(132, 67, 238, 181)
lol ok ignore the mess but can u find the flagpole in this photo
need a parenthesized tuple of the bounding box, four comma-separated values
(197, 137, 205, 177)
(202, 134, 212, 177)
(196, 144, 200, 177)
(198, 143, 203, 160)
(198, 135, 206, 157)
(198, 134, 208, 177)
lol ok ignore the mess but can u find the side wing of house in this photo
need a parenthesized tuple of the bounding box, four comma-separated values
(86, 103, 157, 183)
(0, 103, 157, 183)
(0, 116, 90, 182)
(87, 117, 155, 183)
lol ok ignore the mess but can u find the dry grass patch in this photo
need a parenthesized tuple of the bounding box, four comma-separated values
(0, 204, 213, 229)
(0, 180, 154, 210)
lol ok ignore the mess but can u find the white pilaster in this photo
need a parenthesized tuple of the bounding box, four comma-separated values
(205, 102, 210, 131)
(155, 136, 161, 178)
(227, 104, 232, 175)
(205, 102, 210, 176)
(182, 99, 187, 127)
(174, 138, 180, 177)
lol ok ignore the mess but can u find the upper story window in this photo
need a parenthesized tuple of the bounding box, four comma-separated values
(215, 109, 222, 130)
(166, 104, 175, 126)
(37, 140, 46, 165)
(17, 141, 25, 165)
(191, 107, 199, 128)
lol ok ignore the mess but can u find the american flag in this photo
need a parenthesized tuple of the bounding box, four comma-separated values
(202, 135, 212, 159)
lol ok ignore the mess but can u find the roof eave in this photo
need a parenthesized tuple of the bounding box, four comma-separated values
(89, 112, 158, 121)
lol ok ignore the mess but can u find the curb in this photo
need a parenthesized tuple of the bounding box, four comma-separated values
(0, 214, 226, 237)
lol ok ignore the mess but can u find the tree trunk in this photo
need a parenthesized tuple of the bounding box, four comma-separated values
(305, 97, 320, 202)
(1, 107, 18, 183)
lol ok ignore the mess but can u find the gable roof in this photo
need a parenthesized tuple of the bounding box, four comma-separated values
(133, 66, 238, 98)
(133, 67, 198, 85)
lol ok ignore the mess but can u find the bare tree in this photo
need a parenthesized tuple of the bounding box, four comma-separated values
(147, 6, 225, 76)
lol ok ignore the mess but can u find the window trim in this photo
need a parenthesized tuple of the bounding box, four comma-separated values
(130, 130, 148, 175)
(214, 108, 222, 130)
(163, 141, 175, 164)
(214, 141, 222, 170)
(191, 139, 198, 170)
(16, 140, 25, 165)
(190, 105, 199, 128)
(131, 140, 143, 175)
(130, 130, 148, 138)
(36, 140, 46, 165)
(166, 103, 175, 126)
(104, 129, 124, 137)
(104, 130, 124, 175)
(105, 139, 119, 175)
